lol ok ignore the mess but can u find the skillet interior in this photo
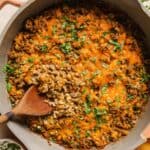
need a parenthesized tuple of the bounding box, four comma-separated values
(0, 0, 149, 150)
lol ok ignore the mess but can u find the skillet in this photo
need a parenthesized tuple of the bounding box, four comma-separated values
(0, 0, 150, 149)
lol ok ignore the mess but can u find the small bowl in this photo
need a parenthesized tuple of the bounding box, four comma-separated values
(137, 0, 150, 17)
(0, 139, 24, 150)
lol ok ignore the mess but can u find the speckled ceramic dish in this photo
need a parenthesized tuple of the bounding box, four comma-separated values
(0, 139, 24, 150)
(138, 0, 150, 17)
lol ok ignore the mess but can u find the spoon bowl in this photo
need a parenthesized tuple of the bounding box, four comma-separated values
(0, 86, 52, 124)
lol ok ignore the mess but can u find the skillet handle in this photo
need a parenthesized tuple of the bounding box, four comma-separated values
(0, 111, 14, 124)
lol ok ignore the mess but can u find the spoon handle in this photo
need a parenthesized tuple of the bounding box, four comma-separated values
(0, 111, 14, 124)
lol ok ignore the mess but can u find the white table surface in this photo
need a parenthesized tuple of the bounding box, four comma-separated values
(0, 0, 28, 139)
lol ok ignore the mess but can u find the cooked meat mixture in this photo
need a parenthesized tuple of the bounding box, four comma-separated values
(4, 1, 149, 149)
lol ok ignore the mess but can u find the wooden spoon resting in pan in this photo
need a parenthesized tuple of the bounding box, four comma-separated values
(0, 86, 52, 124)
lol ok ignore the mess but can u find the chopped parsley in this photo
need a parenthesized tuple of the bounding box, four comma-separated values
(102, 28, 117, 38)
(72, 120, 77, 126)
(116, 60, 121, 65)
(2, 64, 15, 74)
(81, 70, 88, 76)
(74, 127, 80, 138)
(43, 35, 50, 40)
(27, 57, 34, 63)
(54, 54, 61, 59)
(49, 137, 56, 143)
(115, 96, 121, 102)
(93, 108, 107, 124)
(60, 42, 72, 54)
(52, 25, 57, 35)
(102, 31, 110, 38)
(80, 35, 86, 45)
(101, 84, 109, 95)
(62, 21, 69, 29)
(84, 95, 91, 114)
(89, 70, 101, 81)
(85, 130, 91, 137)
(127, 94, 134, 101)
(141, 73, 150, 83)
(62, 16, 79, 41)
(78, 24, 86, 30)
(63, 16, 70, 22)
(82, 88, 87, 95)
(39, 44, 48, 53)
(89, 57, 97, 63)
(62, 16, 76, 28)
(109, 39, 122, 52)
(106, 99, 113, 104)
(71, 28, 78, 40)
(6, 82, 12, 92)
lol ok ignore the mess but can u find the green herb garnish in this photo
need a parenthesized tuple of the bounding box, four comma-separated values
(102, 28, 117, 38)
(101, 84, 109, 95)
(89, 70, 101, 81)
(82, 88, 87, 95)
(71, 29, 78, 40)
(81, 70, 88, 76)
(63, 16, 70, 22)
(60, 42, 72, 54)
(85, 130, 91, 137)
(62, 17, 75, 29)
(62, 21, 69, 29)
(72, 120, 77, 126)
(89, 57, 97, 63)
(27, 58, 34, 63)
(109, 39, 122, 52)
(6, 82, 12, 92)
(74, 127, 80, 138)
(106, 99, 113, 104)
(115, 96, 121, 102)
(80, 35, 86, 45)
(84, 95, 91, 114)
(116, 60, 121, 65)
(54, 54, 61, 59)
(141, 73, 150, 83)
(49, 137, 56, 143)
(39, 44, 48, 53)
(2, 64, 15, 74)
(43, 35, 50, 40)
(93, 108, 107, 123)
(52, 25, 57, 35)
(102, 31, 110, 38)
(78, 24, 86, 30)
(127, 94, 134, 100)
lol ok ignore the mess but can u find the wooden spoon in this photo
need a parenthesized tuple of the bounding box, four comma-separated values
(0, 86, 52, 124)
